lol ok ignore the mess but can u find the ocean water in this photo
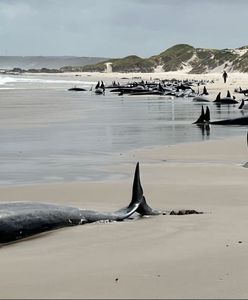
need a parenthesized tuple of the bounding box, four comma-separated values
(0, 74, 247, 185)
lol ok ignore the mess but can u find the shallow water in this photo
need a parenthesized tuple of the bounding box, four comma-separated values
(0, 74, 247, 185)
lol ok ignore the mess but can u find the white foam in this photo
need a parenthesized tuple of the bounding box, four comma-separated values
(0, 76, 15, 85)
(0, 75, 96, 87)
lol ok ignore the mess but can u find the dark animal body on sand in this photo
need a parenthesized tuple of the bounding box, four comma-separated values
(68, 87, 87, 91)
(235, 87, 248, 96)
(66, 78, 215, 99)
(192, 96, 210, 102)
(194, 105, 248, 125)
(67, 78, 213, 98)
(213, 91, 238, 104)
(108, 79, 213, 98)
(94, 81, 105, 95)
(0, 163, 202, 245)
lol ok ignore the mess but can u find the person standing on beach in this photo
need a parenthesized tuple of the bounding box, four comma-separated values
(223, 70, 228, 83)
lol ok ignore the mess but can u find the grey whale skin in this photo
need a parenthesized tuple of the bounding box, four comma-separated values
(0, 163, 160, 244)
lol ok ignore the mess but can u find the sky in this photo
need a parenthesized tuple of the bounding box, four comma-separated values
(0, 0, 248, 58)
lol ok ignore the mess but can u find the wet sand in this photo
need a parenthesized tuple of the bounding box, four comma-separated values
(1, 72, 248, 299)
(0, 71, 248, 185)
(1, 135, 248, 299)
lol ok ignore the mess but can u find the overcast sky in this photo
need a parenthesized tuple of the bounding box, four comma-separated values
(0, 0, 247, 57)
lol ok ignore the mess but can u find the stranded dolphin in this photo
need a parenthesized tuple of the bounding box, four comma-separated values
(0, 163, 161, 244)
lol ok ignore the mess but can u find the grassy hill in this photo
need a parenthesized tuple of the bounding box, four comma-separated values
(231, 48, 248, 72)
(77, 44, 248, 74)
(3, 45, 247, 74)
(81, 55, 154, 73)
(152, 44, 195, 71)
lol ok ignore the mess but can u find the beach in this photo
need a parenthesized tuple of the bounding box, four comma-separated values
(1, 71, 248, 299)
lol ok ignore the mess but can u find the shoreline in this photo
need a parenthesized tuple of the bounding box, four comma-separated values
(1, 134, 248, 298)
(0, 133, 246, 188)
(1, 71, 248, 298)
(2, 69, 248, 186)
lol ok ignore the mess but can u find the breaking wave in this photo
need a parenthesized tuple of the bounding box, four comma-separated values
(0, 75, 96, 88)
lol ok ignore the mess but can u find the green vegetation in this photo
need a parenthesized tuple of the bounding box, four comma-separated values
(110, 55, 154, 72)
(189, 48, 238, 73)
(232, 51, 248, 72)
(80, 55, 154, 73)
(65, 44, 248, 74)
(156, 44, 195, 71)
(7, 45, 248, 74)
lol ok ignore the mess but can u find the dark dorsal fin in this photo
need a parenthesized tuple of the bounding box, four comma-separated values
(128, 162, 161, 215)
(239, 99, 245, 109)
(203, 86, 208, 95)
(95, 81, 100, 89)
(227, 90, 231, 98)
(215, 92, 221, 102)
(193, 106, 205, 124)
(129, 162, 143, 208)
(204, 106, 210, 122)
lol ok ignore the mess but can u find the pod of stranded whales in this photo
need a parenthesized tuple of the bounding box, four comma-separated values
(68, 78, 213, 98)
(4, 79, 247, 245)
(193, 92, 248, 126)
(68, 77, 248, 125)
(68, 78, 248, 106)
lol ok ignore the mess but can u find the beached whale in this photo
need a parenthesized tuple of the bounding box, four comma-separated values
(192, 86, 210, 102)
(193, 106, 248, 125)
(0, 163, 154, 244)
(68, 87, 87, 91)
(0, 163, 202, 244)
(213, 91, 238, 104)
(94, 81, 105, 95)
(235, 87, 248, 96)
(193, 106, 210, 124)
(192, 96, 210, 102)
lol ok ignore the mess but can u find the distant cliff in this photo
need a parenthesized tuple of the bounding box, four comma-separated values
(0, 56, 108, 71)
(80, 44, 248, 74)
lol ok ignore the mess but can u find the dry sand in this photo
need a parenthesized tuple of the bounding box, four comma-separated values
(58, 70, 248, 101)
(1, 71, 248, 299)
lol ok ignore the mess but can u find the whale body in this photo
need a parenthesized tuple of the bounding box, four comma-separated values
(0, 163, 160, 244)
(193, 106, 248, 125)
